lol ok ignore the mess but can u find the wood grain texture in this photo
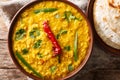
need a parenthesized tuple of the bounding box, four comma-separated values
(74, 70, 120, 80)
(0, 69, 27, 80)
(0, 40, 16, 68)
(0, 17, 8, 40)
(1, 0, 120, 80)
(94, 70, 120, 80)
(0, 12, 28, 79)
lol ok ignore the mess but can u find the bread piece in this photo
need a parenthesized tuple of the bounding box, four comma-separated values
(93, 0, 120, 49)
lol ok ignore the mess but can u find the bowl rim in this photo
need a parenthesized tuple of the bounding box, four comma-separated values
(87, 0, 120, 54)
(8, 0, 93, 80)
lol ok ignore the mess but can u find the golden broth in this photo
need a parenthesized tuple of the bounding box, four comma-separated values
(12, 1, 90, 80)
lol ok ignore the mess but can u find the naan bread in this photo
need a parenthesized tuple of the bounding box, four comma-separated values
(93, 0, 120, 49)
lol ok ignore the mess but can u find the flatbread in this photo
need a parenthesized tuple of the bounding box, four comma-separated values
(93, 0, 120, 49)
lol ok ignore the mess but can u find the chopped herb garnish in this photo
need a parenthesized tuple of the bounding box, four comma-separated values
(68, 64, 74, 71)
(60, 30, 68, 34)
(73, 32, 78, 61)
(16, 51, 43, 78)
(34, 8, 58, 14)
(55, 14, 60, 18)
(76, 17, 82, 21)
(29, 28, 40, 38)
(56, 30, 67, 39)
(15, 29, 26, 40)
(64, 46, 70, 51)
(37, 53, 43, 58)
(33, 40, 42, 49)
(50, 66, 57, 73)
(22, 48, 28, 54)
(63, 11, 80, 22)
(56, 34, 60, 39)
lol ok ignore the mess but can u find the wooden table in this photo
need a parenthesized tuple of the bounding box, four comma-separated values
(0, 16, 27, 80)
(1, 3, 120, 80)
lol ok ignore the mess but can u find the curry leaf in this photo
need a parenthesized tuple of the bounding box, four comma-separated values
(15, 29, 26, 40)
(34, 8, 58, 14)
(33, 40, 42, 49)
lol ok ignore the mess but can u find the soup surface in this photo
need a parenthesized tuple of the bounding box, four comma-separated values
(12, 1, 90, 80)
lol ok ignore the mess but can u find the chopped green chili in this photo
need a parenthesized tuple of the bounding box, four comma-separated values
(33, 40, 42, 49)
(60, 30, 68, 34)
(63, 11, 80, 22)
(16, 52, 43, 79)
(22, 48, 28, 54)
(68, 64, 74, 71)
(15, 29, 26, 40)
(34, 8, 58, 14)
(64, 46, 70, 51)
(56, 30, 67, 39)
(73, 32, 78, 61)
(29, 28, 40, 38)
(50, 66, 57, 73)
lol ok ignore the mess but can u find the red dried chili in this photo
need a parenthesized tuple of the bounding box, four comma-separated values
(43, 21, 62, 56)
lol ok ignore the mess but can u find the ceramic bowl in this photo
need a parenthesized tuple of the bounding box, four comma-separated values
(8, 0, 93, 80)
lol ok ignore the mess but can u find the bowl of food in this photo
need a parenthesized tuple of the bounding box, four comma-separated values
(87, 0, 120, 54)
(8, 0, 93, 80)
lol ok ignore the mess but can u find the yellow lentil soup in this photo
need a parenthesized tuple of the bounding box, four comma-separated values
(11, 0, 91, 80)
